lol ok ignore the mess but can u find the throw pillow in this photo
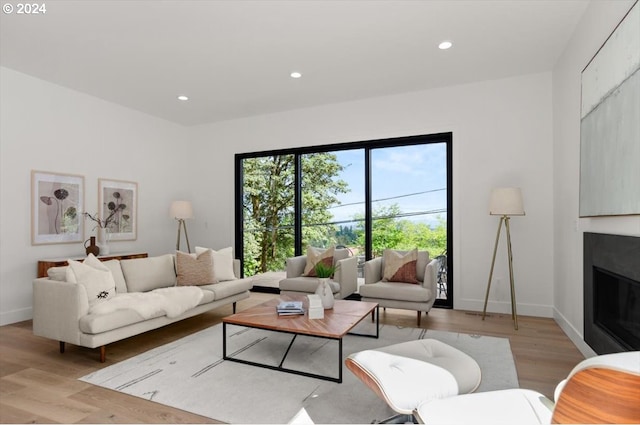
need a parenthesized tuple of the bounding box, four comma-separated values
(176, 250, 215, 286)
(382, 249, 419, 284)
(195, 246, 236, 282)
(303, 246, 335, 277)
(65, 253, 117, 305)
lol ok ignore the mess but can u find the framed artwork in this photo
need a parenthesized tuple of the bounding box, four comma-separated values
(579, 2, 639, 217)
(31, 170, 84, 245)
(98, 178, 137, 241)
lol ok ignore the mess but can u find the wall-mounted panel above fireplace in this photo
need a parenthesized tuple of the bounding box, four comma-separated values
(584, 232, 640, 354)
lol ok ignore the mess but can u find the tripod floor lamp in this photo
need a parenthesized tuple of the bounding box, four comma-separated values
(482, 187, 525, 330)
(170, 200, 193, 253)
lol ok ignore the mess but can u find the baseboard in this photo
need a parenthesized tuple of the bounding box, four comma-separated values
(553, 307, 596, 358)
(0, 307, 32, 326)
(454, 299, 554, 318)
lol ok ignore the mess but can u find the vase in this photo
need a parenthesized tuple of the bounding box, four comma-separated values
(84, 236, 100, 256)
(315, 278, 335, 309)
(97, 228, 110, 256)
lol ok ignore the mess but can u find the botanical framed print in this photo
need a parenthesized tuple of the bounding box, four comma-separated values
(98, 178, 137, 241)
(31, 170, 84, 245)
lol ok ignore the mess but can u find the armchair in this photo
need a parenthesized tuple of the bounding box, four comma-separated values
(279, 247, 358, 299)
(359, 249, 438, 326)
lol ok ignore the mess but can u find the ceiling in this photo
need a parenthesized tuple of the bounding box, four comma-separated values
(0, 0, 589, 126)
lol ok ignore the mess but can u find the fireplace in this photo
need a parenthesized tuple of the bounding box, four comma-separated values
(584, 232, 640, 354)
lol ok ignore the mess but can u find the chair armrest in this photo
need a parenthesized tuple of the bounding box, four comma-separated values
(32, 278, 89, 345)
(422, 258, 439, 293)
(364, 257, 383, 284)
(334, 255, 357, 298)
(286, 255, 308, 278)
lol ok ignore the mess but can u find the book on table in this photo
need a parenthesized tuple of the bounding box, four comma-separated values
(277, 301, 305, 315)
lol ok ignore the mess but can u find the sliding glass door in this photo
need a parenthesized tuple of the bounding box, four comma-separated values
(235, 133, 452, 307)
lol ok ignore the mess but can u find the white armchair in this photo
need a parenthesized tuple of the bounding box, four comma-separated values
(359, 249, 439, 326)
(279, 248, 358, 299)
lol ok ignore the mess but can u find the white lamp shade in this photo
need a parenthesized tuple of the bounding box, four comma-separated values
(489, 187, 525, 216)
(170, 201, 194, 219)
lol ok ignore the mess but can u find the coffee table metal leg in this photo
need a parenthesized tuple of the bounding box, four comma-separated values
(279, 334, 298, 368)
(338, 338, 343, 383)
(223, 322, 227, 359)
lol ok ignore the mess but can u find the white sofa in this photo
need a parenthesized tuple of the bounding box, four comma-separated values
(32, 254, 253, 362)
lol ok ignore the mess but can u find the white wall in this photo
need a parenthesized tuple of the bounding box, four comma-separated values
(190, 72, 555, 317)
(0, 67, 189, 325)
(552, 0, 640, 357)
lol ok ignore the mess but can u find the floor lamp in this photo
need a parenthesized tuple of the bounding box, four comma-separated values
(482, 187, 525, 330)
(170, 200, 193, 253)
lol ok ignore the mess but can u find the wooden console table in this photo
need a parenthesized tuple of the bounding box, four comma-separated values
(37, 252, 148, 278)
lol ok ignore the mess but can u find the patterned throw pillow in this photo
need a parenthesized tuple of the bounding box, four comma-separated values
(303, 246, 335, 277)
(382, 249, 419, 284)
(66, 253, 117, 305)
(176, 250, 215, 286)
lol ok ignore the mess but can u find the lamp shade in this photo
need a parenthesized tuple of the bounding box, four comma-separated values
(489, 188, 525, 216)
(170, 201, 194, 219)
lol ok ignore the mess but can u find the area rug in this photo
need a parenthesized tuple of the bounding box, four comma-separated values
(80, 321, 518, 424)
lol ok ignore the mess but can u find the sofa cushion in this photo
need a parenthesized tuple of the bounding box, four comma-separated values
(279, 276, 340, 294)
(303, 246, 335, 277)
(359, 281, 433, 302)
(66, 254, 117, 306)
(176, 250, 216, 286)
(195, 246, 236, 282)
(79, 308, 165, 334)
(120, 254, 176, 292)
(383, 249, 419, 284)
(102, 260, 127, 293)
(199, 278, 253, 300)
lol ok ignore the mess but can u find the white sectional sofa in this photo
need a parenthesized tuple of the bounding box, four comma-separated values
(32, 254, 253, 362)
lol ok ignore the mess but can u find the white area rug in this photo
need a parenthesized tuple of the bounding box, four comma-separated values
(80, 321, 518, 424)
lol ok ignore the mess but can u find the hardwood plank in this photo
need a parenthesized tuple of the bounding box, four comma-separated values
(0, 292, 586, 423)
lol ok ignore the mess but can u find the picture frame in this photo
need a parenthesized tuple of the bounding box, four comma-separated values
(98, 178, 137, 241)
(31, 170, 85, 245)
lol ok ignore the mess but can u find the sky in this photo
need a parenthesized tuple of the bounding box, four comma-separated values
(328, 143, 447, 226)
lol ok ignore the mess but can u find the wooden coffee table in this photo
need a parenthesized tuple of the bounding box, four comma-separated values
(222, 294, 379, 383)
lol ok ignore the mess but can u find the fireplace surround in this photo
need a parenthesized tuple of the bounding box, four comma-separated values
(584, 232, 640, 354)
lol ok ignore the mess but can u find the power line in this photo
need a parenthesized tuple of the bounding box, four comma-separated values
(328, 188, 446, 209)
(243, 208, 447, 232)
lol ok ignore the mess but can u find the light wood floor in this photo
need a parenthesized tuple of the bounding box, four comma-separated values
(0, 292, 585, 424)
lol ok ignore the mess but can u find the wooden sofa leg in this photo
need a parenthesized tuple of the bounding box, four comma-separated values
(59, 341, 65, 353)
(99, 345, 106, 363)
(233, 302, 237, 314)
(417, 311, 421, 327)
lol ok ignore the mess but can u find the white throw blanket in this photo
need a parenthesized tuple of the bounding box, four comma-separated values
(89, 286, 204, 319)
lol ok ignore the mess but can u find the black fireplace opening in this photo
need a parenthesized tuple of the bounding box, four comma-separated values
(584, 232, 640, 354)
(593, 266, 640, 350)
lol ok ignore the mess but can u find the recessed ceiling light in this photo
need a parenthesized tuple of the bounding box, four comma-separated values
(438, 41, 453, 50)
(177, 95, 189, 101)
(290, 72, 302, 79)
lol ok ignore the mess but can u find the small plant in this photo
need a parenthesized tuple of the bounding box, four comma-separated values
(314, 262, 336, 278)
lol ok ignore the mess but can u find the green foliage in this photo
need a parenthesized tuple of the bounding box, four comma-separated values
(353, 204, 447, 258)
(314, 262, 336, 278)
(242, 153, 348, 276)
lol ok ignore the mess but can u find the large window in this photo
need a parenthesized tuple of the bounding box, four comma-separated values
(235, 133, 452, 307)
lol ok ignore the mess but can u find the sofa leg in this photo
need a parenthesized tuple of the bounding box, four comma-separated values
(417, 311, 421, 327)
(232, 302, 236, 314)
(59, 341, 65, 353)
(99, 345, 106, 363)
